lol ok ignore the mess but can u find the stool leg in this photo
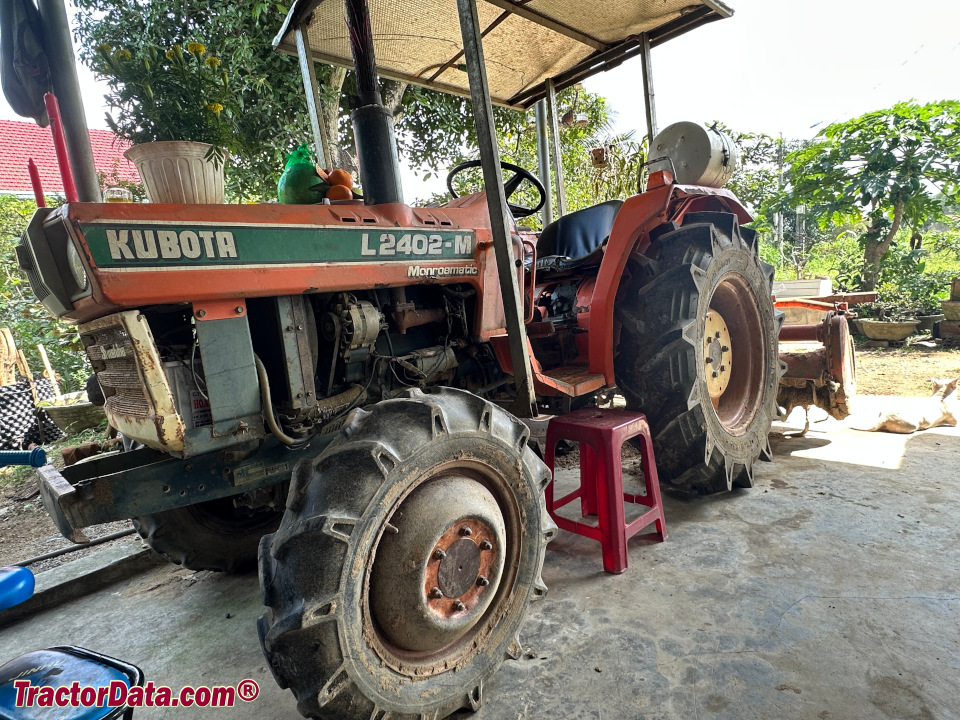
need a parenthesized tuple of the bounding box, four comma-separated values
(544, 437, 557, 515)
(597, 440, 628, 574)
(579, 442, 598, 517)
(638, 424, 667, 542)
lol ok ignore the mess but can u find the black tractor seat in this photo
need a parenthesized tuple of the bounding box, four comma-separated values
(536, 199, 623, 260)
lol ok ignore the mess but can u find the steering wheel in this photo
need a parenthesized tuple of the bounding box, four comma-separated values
(446, 160, 546, 219)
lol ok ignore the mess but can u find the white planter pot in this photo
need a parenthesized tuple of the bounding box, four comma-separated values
(124, 141, 226, 204)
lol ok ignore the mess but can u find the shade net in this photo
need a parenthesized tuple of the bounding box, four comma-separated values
(277, 0, 731, 107)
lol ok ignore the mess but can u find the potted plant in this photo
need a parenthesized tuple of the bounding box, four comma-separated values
(95, 42, 242, 203)
(855, 299, 918, 342)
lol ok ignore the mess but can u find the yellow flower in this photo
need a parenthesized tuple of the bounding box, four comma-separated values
(96, 43, 112, 55)
(187, 42, 206, 56)
(117, 49, 132, 60)
(165, 49, 175, 60)
(207, 102, 224, 114)
(204, 56, 221, 68)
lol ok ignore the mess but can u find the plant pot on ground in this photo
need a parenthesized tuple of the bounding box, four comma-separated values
(859, 319, 918, 342)
(915, 312, 946, 334)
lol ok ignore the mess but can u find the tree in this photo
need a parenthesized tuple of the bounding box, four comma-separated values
(786, 101, 960, 290)
(0, 196, 88, 391)
(72, 1, 638, 208)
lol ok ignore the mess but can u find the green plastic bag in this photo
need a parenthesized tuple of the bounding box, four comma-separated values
(277, 145, 328, 204)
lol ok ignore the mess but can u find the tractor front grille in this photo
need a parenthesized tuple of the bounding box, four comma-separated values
(78, 311, 185, 453)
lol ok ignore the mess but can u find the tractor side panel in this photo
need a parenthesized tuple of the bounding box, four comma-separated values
(52, 198, 516, 340)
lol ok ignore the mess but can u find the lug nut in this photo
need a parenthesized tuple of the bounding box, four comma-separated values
(429, 587, 443, 599)
(715, 331, 721, 338)
(433, 548, 446, 560)
(477, 575, 489, 587)
(705, 357, 713, 364)
(712, 371, 719, 378)
(720, 365, 726, 372)
(479, 540, 493, 551)
(459, 526, 472, 537)
(721, 345, 729, 353)
(452, 600, 466, 612)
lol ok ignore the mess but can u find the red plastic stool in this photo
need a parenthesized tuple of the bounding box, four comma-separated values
(544, 408, 666, 574)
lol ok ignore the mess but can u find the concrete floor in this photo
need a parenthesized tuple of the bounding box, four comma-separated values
(1, 398, 958, 719)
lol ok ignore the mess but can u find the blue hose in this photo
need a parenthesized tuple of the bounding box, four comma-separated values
(0, 448, 46, 468)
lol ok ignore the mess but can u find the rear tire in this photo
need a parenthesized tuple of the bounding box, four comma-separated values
(257, 387, 554, 720)
(133, 497, 283, 573)
(614, 212, 781, 494)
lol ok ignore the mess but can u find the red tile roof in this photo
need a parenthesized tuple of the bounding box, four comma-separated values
(0, 119, 140, 195)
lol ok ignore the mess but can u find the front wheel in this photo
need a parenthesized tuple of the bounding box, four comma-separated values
(614, 211, 782, 494)
(257, 387, 554, 719)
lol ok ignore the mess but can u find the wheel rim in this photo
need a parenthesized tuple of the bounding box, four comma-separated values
(707, 273, 767, 436)
(365, 460, 518, 673)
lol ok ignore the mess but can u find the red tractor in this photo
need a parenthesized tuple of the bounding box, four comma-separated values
(16, 1, 847, 718)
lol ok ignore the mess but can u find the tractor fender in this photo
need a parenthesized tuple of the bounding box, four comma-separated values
(586, 177, 752, 383)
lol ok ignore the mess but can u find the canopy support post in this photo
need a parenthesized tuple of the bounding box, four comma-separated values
(534, 101, 554, 226)
(544, 78, 566, 218)
(295, 23, 328, 168)
(640, 33, 658, 149)
(36, 0, 101, 203)
(456, 0, 536, 418)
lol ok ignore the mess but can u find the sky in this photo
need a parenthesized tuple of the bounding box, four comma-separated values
(2, 0, 959, 201)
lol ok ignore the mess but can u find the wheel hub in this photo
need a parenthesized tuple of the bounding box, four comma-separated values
(368, 475, 506, 653)
(704, 309, 733, 399)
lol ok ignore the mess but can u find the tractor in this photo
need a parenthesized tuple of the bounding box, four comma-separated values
(14, 0, 847, 717)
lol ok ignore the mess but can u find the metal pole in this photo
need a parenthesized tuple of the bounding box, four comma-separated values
(639, 33, 658, 150)
(295, 23, 328, 168)
(544, 78, 566, 218)
(36, 0, 101, 203)
(456, 0, 536, 418)
(534, 101, 554, 226)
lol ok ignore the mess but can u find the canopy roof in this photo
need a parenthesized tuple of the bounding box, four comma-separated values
(275, 0, 733, 109)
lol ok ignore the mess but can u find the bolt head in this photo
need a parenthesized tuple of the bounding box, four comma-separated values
(712, 371, 719, 378)
(477, 575, 489, 587)
(721, 345, 729, 353)
(429, 587, 443, 599)
(705, 357, 714, 364)
(715, 331, 721, 339)
(452, 600, 466, 612)
(720, 365, 726, 372)
(196, 309, 206, 318)
(433, 548, 446, 560)
(479, 540, 493, 551)
(459, 525, 472, 537)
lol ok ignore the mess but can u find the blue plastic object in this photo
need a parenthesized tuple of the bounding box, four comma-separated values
(0, 567, 34, 612)
(0, 647, 143, 719)
(0, 448, 46, 468)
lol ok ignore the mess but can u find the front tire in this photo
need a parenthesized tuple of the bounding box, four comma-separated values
(614, 212, 781, 494)
(257, 387, 554, 720)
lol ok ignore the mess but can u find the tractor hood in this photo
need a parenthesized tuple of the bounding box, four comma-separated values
(275, 0, 733, 109)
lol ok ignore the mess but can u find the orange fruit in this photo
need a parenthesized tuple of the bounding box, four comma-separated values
(325, 184, 353, 201)
(327, 169, 354, 189)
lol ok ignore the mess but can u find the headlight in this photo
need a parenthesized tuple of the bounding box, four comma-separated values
(67, 241, 89, 291)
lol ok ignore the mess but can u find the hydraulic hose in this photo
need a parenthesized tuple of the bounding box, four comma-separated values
(254, 354, 303, 447)
(254, 354, 364, 446)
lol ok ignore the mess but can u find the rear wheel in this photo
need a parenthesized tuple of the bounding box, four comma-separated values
(614, 212, 781, 494)
(257, 387, 554, 719)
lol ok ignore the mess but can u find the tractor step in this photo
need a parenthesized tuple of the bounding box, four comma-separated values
(537, 365, 606, 397)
